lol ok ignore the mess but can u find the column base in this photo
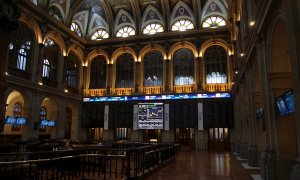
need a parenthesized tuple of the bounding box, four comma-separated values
(261, 149, 277, 180)
(248, 145, 259, 167)
(291, 161, 300, 180)
(240, 142, 248, 159)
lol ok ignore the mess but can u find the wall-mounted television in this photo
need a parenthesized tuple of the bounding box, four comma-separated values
(284, 90, 295, 113)
(275, 90, 295, 116)
(138, 102, 164, 129)
(6, 116, 16, 124)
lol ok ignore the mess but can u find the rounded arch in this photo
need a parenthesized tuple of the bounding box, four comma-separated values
(114, 9, 136, 35)
(19, 12, 43, 43)
(67, 44, 84, 64)
(111, 47, 137, 64)
(169, 41, 198, 60)
(4, 88, 32, 108)
(43, 31, 66, 55)
(170, 1, 195, 27)
(139, 44, 167, 62)
(48, 3, 66, 22)
(266, 13, 290, 74)
(265, 12, 296, 179)
(200, 39, 231, 57)
(141, 5, 165, 31)
(86, 49, 110, 65)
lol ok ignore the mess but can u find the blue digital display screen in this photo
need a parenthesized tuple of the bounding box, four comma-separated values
(40, 119, 56, 127)
(83, 93, 231, 102)
(16, 117, 26, 125)
(6, 116, 16, 124)
(275, 90, 295, 116)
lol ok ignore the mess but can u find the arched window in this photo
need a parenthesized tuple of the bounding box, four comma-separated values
(40, 106, 47, 131)
(42, 59, 51, 78)
(32, 0, 37, 5)
(91, 29, 109, 40)
(49, 6, 63, 22)
(171, 19, 194, 31)
(70, 22, 82, 37)
(204, 45, 227, 84)
(143, 23, 164, 35)
(143, 51, 163, 86)
(17, 48, 27, 70)
(65, 52, 78, 89)
(116, 26, 135, 38)
(115, 53, 134, 88)
(8, 22, 33, 77)
(11, 103, 22, 131)
(173, 49, 194, 85)
(89, 55, 107, 89)
(43, 38, 59, 84)
(202, 16, 226, 28)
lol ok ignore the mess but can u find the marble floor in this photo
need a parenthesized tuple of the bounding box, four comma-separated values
(146, 147, 260, 180)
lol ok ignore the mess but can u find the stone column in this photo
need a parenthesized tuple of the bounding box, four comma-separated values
(36, 43, 45, 83)
(21, 106, 33, 140)
(134, 61, 141, 93)
(0, 30, 9, 133)
(284, 1, 300, 179)
(195, 57, 202, 91)
(246, 65, 259, 167)
(164, 59, 171, 92)
(256, 33, 277, 180)
(106, 64, 113, 94)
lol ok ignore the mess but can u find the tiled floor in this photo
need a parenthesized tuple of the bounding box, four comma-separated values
(146, 147, 260, 180)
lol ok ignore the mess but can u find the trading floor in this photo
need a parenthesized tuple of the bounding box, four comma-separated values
(147, 147, 260, 180)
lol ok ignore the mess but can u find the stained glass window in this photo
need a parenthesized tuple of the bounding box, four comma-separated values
(173, 49, 194, 85)
(202, 16, 226, 28)
(143, 23, 164, 35)
(91, 29, 109, 40)
(70, 22, 82, 37)
(144, 51, 163, 86)
(171, 19, 194, 31)
(116, 26, 135, 38)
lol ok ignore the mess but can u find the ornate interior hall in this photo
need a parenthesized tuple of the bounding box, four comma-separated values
(0, 0, 300, 179)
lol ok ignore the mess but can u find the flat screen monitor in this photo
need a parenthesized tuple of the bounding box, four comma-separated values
(138, 102, 164, 129)
(284, 90, 295, 113)
(276, 97, 289, 116)
(16, 117, 26, 125)
(6, 116, 16, 124)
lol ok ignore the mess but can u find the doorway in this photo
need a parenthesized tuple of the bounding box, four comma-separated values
(208, 128, 230, 151)
(175, 128, 194, 146)
(143, 129, 161, 142)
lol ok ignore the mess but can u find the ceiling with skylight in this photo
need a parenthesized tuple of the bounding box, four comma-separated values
(32, 0, 228, 40)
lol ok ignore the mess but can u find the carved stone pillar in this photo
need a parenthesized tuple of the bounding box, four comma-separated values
(106, 64, 113, 94)
(196, 56, 202, 91)
(36, 43, 45, 83)
(0, 30, 9, 133)
(134, 61, 141, 93)
(164, 59, 170, 92)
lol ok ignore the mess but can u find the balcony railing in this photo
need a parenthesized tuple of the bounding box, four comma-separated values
(173, 84, 195, 93)
(84, 89, 106, 96)
(114, 88, 133, 95)
(42, 78, 57, 88)
(204, 83, 229, 92)
(143, 86, 163, 94)
(7, 67, 31, 80)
